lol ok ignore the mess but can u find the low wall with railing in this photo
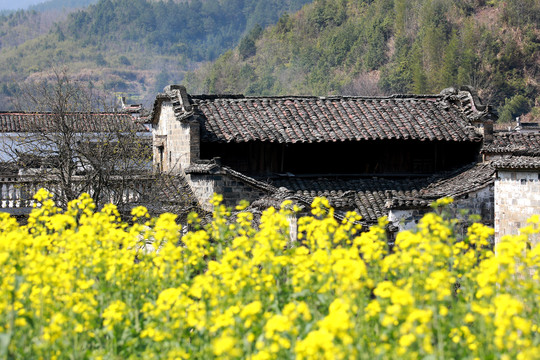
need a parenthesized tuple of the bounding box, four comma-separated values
(0, 174, 155, 215)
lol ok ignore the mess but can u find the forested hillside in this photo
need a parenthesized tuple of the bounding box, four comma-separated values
(0, 0, 312, 108)
(0, 0, 46, 12)
(0, 10, 65, 49)
(29, 0, 99, 12)
(0, 1, 99, 49)
(186, 0, 540, 122)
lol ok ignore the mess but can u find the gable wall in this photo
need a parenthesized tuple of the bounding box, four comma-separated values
(495, 170, 540, 242)
(153, 101, 199, 173)
(187, 174, 218, 211)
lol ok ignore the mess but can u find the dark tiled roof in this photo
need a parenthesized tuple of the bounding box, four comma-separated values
(389, 162, 496, 208)
(192, 95, 481, 144)
(267, 176, 431, 224)
(482, 132, 540, 156)
(493, 156, 540, 170)
(419, 162, 495, 198)
(190, 162, 496, 224)
(0, 112, 148, 133)
(151, 86, 485, 144)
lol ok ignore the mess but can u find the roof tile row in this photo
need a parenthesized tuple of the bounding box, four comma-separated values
(0, 112, 148, 133)
(267, 176, 432, 223)
(191, 96, 481, 144)
(493, 156, 540, 170)
(261, 162, 496, 223)
(482, 132, 540, 156)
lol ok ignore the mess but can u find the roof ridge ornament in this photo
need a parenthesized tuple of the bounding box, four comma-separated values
(459, 85, 486, 112)
(164, 85, 192, 112)
(163, 85, 195, 122)
(440, 86, 496, 124)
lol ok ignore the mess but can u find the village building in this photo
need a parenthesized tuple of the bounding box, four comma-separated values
(483, 132, 540, 239)
(0, 111, 150, 161)
(0, 111, 152, 214)
(0, 85, 536, 241)
(149, 85, 540, 241)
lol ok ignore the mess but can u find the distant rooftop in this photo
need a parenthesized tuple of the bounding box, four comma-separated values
(482, 132, 540, 157)
(0, 112, 149, 133)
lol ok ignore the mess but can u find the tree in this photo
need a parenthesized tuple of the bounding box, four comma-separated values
(154, 70, 170, 94)
(440, 31, 459, 87)
(3, 68, 151, 209)
(118, 55, 131, 66)
(411, 46, 428, 94)
(340, 71, 383, 96)
(498, 95, 531, 123)
(238, 25, 263, 60)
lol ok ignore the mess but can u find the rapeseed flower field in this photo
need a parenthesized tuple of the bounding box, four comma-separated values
(1, 190, 540, 359)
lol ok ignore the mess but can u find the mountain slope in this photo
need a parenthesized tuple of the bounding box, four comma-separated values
(0, 1, 96, 50)
(0, 0, 313, 108)
(186, 0, 540, 122)
(29, 0, 99, 12)
(0, 1, 45, 11)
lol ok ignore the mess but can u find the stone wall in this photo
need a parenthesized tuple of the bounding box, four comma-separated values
(387, 208, 426, 232)
(188, 172, 269, 211)
(188, 174, 218, 211)
(152, 101, 200, 173)
(456, 186, 494, 225)
(495, 170, 540, 242)
(215, 174, 268, 207)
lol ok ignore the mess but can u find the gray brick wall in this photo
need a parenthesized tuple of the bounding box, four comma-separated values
(495, 170, 540, 243)
(188, 174, 217, 211)
(152, 101, 200, 173)
(189, 173, 268, 211)
(216, 176, 268, 207)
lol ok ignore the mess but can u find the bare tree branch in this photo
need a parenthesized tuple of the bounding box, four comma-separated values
(2, 68, 152, 208)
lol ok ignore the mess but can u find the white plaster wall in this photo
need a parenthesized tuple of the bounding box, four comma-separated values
(154, 102, 172, 137)
(1, 132, 152, 169)
(495, 170, 540, 243)
(388, 209, 421, 232)
(0, 134, 24, 162)
(389, 186, 494, 234)
(0, 133, 59, 163)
